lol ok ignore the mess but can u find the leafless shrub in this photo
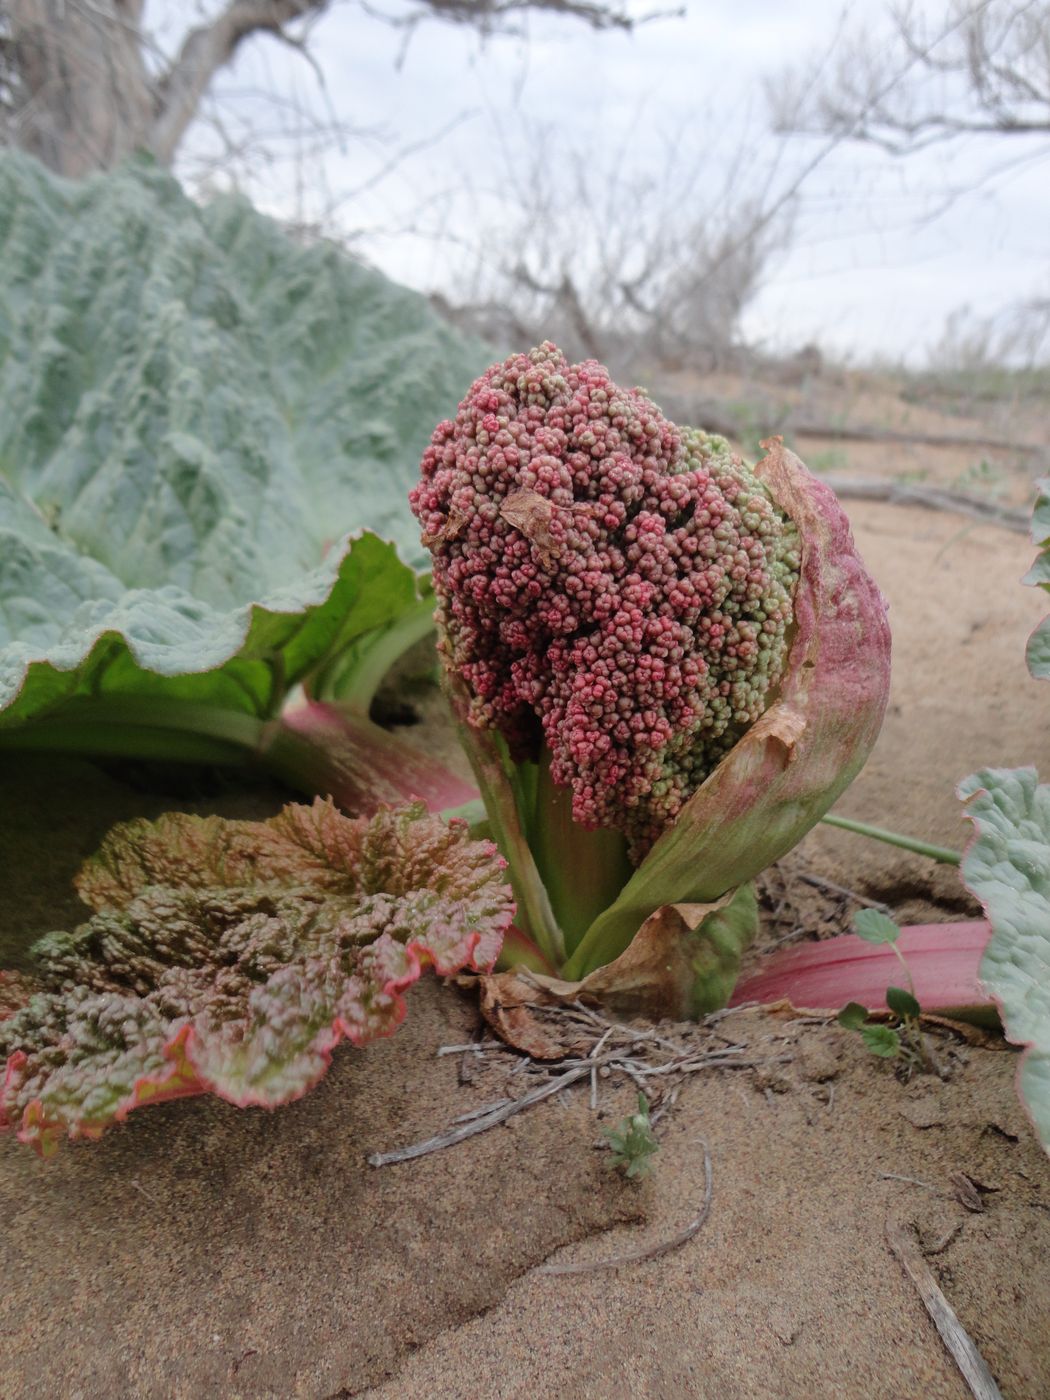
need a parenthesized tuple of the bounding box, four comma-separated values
(929, 299, 1050, 375)
(770, 1, 1050, 156)
(439, 114, 801, 379)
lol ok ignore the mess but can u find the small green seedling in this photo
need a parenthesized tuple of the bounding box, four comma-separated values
(838, 912, 939, 1076)
(837, 1000, 902, 1057)
(603, 1093, 660, 1179)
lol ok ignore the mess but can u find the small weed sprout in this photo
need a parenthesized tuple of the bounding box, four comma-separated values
(837, 911, 941, 1076)
(603, 1093, 660, 1179)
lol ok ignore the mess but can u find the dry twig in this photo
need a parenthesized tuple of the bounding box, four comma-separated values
(879, 1172, 938, 1192)
(539, 1139, 714, 1276)
(369, 1003, 786, 1169)
(367, 1064, 591, 1166)
(886, 1218, 1003, 1400)
(796, 872, 894, 912)
(817, 476, 1030, 534)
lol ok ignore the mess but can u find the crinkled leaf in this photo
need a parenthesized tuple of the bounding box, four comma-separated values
(959, 767, 1050, 1155)
(0, 800, 512, 1155)
(1026, 478, 1050, 681)
(0, 971, 39, 1019)
(0, 154, 489, 729)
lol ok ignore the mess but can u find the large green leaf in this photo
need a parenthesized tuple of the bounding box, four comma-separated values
(0, 154, 489, 727)
(959, 767, 1050, 1154)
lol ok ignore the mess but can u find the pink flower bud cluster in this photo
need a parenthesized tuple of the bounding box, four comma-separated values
(411, 343, 800, 860)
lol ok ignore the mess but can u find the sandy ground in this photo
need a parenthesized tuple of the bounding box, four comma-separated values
(2, 378, 1049, 1399)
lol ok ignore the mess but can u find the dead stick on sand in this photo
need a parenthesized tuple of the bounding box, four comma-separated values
(367, 1065, 591, 1166)
(885, 1218, 1003, 1400)
(369, 1046, 783, 1168)
(696, 406, 1042, 459)
(818, 477, 1029, 533)
(796, 871, 893, 912)
(539, 1140, 714, 1276)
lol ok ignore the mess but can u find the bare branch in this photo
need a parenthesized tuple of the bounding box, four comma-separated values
(771, 1, 1050, 157)
(365, 0, 644, 37)
(3, 0, 653, 182)
(150, 1, 331, 166)
(443, 108, 804, 377)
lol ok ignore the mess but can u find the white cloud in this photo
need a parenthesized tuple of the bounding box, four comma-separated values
(166, 0, 1049, 364)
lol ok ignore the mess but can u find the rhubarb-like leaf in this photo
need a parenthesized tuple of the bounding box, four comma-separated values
(0, 154, 488, 735)
(1025, 477, 1050, 680)
(0, 800, 512, 1156)
(959, 766, 1050, 1154)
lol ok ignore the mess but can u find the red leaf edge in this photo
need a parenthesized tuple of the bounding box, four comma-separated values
(15, 1025, 204, 1159)
(7, 925, 498, 1153)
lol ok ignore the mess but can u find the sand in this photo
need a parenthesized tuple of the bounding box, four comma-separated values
(2, 381, 1049, 1398)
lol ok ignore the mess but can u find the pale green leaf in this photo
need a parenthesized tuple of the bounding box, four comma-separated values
(959, 767, 1050, 1154)
(837, 1002, 868, 1031)
(860, 1024, 900, 1058)
(853, 909, 901, 945)
(1028, 616, 1050, 682)
(0, 154, 489, 729)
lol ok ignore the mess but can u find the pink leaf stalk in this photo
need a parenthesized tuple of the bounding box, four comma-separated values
(269, 700, 478, 815)
(729, 923, 993, 1020)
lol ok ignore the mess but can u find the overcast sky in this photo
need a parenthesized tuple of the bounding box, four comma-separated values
(168, 0, 1049, 364)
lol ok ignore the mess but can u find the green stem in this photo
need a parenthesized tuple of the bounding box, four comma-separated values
(820, 814, 961, 866)
(0, 722, 250, 766)
(890, 942, 915, 997)
(443, 678, 565, 968)
(529, 748, 633, 955)
(315, 598, 437, 712)
(0, 699, 266, 765)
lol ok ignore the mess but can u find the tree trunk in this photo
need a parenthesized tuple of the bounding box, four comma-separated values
(9, 0, 155, 178)
(5, 0, 624, 180)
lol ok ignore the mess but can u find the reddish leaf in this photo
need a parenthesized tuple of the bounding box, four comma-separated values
(1, 800, 512, 1154)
